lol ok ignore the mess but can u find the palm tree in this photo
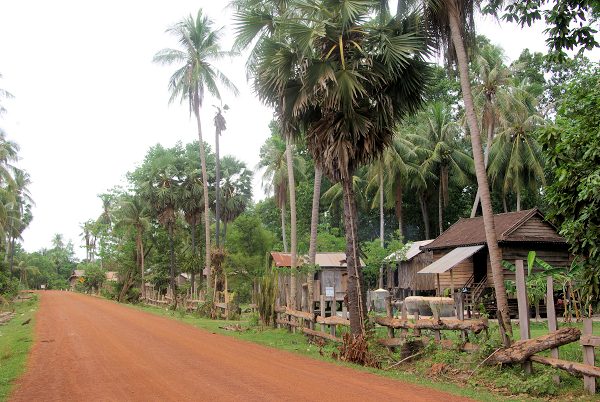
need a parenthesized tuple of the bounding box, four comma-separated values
(307, 166, 322, 313)
(235, 1, 430, 335)
(257, 130, 305, 252)
(6, 169, 33, 273)
(219, 155, 253, 242)
(421, 0, 512, 345)
(154, 9, 239, 291)
(0, 74, 14, 116)
(416, 102, 473, 234)
(115, 196, 150, 299)
(180, 165, 204, 295)
(470, 41, 514, 216)
(488, 90, 545, 211)
(213, 105, 228, 248)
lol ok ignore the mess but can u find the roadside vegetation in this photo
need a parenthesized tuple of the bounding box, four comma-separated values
(0, 295, 38, 401)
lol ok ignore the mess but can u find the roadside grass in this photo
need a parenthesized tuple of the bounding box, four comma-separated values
(0, 296, 38, 401)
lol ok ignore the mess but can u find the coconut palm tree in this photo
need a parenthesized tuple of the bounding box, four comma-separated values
(415, 102, 474, 234)
(213, 105, 229, 248)
(488, 90, 545, 211)
(257, 130, 305, 252)
(307, 166, 322, 313)
(154, 9, 239, 291)
(421, 0, 512, 344)
(0, 74, 14, 117)
(235, 0, 430, 335)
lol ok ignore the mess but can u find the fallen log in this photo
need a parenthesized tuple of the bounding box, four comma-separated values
(316, 316, 350, 326)
(285, 308, 314, 321)
(489, 327, 581, 365)
(530, 355, 600, 378)
(302, 327, 341, 343)
(374, 317, 488, 333)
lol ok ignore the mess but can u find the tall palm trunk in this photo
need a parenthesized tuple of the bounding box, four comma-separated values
(307, 167, 323, 314)
(215, 126, 221, 248)
(438, 179, 444, 235)
(470, 114, 495, 217)
(418, 192, 430, 239)
(516, 187, 521, 211)
(169, 223, 178, 308)
(285, 140, 298, 309)
(193, 102, 212, 291)
(342, 174, 367, 336)
(395, 184, 403, 237)
(379, 174, 385, 247)
(280, 203, 288, 252)
(190, 220, 196, 296)
(448, 3, 511, 346)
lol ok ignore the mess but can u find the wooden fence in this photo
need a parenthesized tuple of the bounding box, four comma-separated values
(507, 259, 600, 395)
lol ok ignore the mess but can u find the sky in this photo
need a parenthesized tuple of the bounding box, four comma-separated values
(0, 1, 573, 258)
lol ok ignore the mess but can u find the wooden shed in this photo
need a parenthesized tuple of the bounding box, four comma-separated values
(385, 240, 435, 298)
(68, 269, 85, 290)
(418, 209, 571, 303)
(269, 251, 364, 310)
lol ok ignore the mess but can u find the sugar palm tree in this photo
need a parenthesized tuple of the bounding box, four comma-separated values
(115, 195, 150, 299)
(421, 0, 512, 344)
(235, 0, 430, 334)
(154, 9, 239, 291)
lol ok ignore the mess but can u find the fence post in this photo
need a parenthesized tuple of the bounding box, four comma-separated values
(413, 311, 421, 337)
(583, 318, 596, 394)
(320, 295, 326, 334)
(432, 307, 441, 342)
(546, 276, 560, 384)
(330, 286, 337, 337)
(401, 302, 408, 339)
(515, 259, 532, 374)
(385, 296, 395, 340)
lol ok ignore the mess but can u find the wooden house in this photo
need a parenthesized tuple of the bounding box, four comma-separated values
(417, 209, 571, 304)
(270, 252, 365, 309)
(385, 240, 435, 298)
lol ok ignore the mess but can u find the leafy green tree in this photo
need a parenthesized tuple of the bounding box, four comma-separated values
(154, 9, 238, 290)
(539, 64, 600, 311)
(219, 156, 252, 242)
(235, 0, 430, 335)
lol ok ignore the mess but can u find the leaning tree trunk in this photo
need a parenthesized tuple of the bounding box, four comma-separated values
(285, 140, 298, 309)
(280, 203, 288, 253)
(395, 183, 403, 237)
(138, 228, 145, 300)
(470, 117, 495, 217)
(379, 173, 385, 247)
(342, 174, 367, 336)
(448, 3, 512, 346)
(307, 167, 323, 314)
(194, 105, 212, 292)
(418, 192, 430, 239)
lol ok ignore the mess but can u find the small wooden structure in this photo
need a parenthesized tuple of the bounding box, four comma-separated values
(68, 269, 85, 290)
(269, 252, 364, 310)
(385, 240, 435, 298)
(417, 209, 572, 311)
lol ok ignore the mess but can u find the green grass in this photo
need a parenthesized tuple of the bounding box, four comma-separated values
(0, 296, 38, 401)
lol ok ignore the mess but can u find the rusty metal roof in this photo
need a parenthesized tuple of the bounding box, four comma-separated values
(418, 245, 484, 274)
(270, 252, 364, 268)
(422, 209, 565, 250)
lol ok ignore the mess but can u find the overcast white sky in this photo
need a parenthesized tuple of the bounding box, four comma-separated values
(0, 1, 570, 258)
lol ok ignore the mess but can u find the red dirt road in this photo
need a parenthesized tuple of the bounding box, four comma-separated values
(10, 291, 473, 402)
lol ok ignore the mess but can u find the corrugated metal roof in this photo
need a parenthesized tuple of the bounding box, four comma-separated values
(422, 209, 565, 250)
(418, 245, 484, 274)
(385, 240, 433, 262)
(270, 252, 364, 268)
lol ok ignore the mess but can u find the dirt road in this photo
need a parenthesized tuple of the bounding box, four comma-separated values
(10, 291, 473, 401)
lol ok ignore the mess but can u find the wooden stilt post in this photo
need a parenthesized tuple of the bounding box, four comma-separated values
(515, 259, 532, 374)
(401, 302, 408, 339)
(385, 296, 395, 340)
(320, 295, 326, 334)
(330, 286, 337, 337)
(450, 269, 454, 296)
(436, 274, 441, 296)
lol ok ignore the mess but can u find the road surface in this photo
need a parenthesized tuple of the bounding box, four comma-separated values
(10, 291, 473, 401)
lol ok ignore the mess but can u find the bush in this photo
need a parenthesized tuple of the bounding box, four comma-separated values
(0, 272, 19, 300)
